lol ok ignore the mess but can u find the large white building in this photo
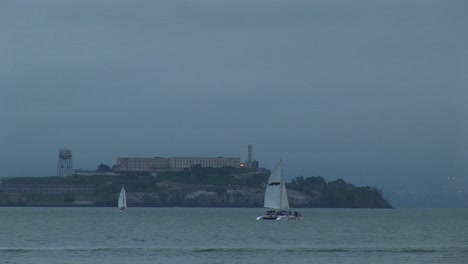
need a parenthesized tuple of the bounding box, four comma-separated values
(115, 157, 241, 172)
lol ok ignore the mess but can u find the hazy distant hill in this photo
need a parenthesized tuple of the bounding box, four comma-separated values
(0, 166, 391, 208)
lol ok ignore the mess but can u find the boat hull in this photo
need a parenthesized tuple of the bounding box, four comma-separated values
(256, 215, 302, 221)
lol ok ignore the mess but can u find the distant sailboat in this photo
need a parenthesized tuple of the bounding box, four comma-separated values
(118, 186, 127, 212)
(256, 161, 302, 220)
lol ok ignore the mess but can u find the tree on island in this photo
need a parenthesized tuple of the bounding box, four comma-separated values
(288, 176, 392, 208)
(97, 163, 112, 172)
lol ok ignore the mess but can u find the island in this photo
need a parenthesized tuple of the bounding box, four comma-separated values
(0, 165, 392, 208)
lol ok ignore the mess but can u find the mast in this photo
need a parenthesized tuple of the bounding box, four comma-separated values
(278, 160, 290, 210)
(278, 160, 283, 210)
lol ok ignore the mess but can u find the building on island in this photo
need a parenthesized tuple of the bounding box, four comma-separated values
(114, 157, 241, 172)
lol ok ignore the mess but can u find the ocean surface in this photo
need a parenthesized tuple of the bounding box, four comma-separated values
(1, 207, 467, 264)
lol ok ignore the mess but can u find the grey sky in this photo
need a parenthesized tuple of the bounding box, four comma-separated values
(1, 0, 467, 207)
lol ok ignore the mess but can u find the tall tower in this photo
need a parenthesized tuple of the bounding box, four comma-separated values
(247, 144, 253, 168)
(57, 148, 73, 176)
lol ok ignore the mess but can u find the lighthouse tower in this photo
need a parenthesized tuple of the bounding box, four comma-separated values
(247, 144, 253, 168)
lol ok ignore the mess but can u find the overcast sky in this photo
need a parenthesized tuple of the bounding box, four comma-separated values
(1, 0, 467, 207)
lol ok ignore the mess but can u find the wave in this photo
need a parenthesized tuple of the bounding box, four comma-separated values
(0, 246, 449, 254)
(0, 247, 139, 253)
(189, 246, 441, 254)
(362, 248, 438, 254)
(288, 247, 439, 254)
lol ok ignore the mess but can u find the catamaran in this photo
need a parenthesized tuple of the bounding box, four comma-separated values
(118, 186, 127, 212)
(256, 160, 302, 220)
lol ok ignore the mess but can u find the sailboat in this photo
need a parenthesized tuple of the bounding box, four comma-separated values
(256, 160, 302, 220)
(118, 186, 127, 212)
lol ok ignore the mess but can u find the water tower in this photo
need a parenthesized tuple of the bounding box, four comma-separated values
(57, 148, 73, 176)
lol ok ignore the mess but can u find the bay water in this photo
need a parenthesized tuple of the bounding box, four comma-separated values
(1, 207, 467, 263)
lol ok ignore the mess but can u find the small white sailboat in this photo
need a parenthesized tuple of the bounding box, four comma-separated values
(256, 160, 302, 220)
(118, 186, 127, 212)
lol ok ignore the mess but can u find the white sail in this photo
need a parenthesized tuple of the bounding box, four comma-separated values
(118, 186, 127, 211)
(263, 160, 290, 210)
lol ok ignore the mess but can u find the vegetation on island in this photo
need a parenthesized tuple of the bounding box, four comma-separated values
(288, 176, 391, 208)
(0, 164, 392, 208)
